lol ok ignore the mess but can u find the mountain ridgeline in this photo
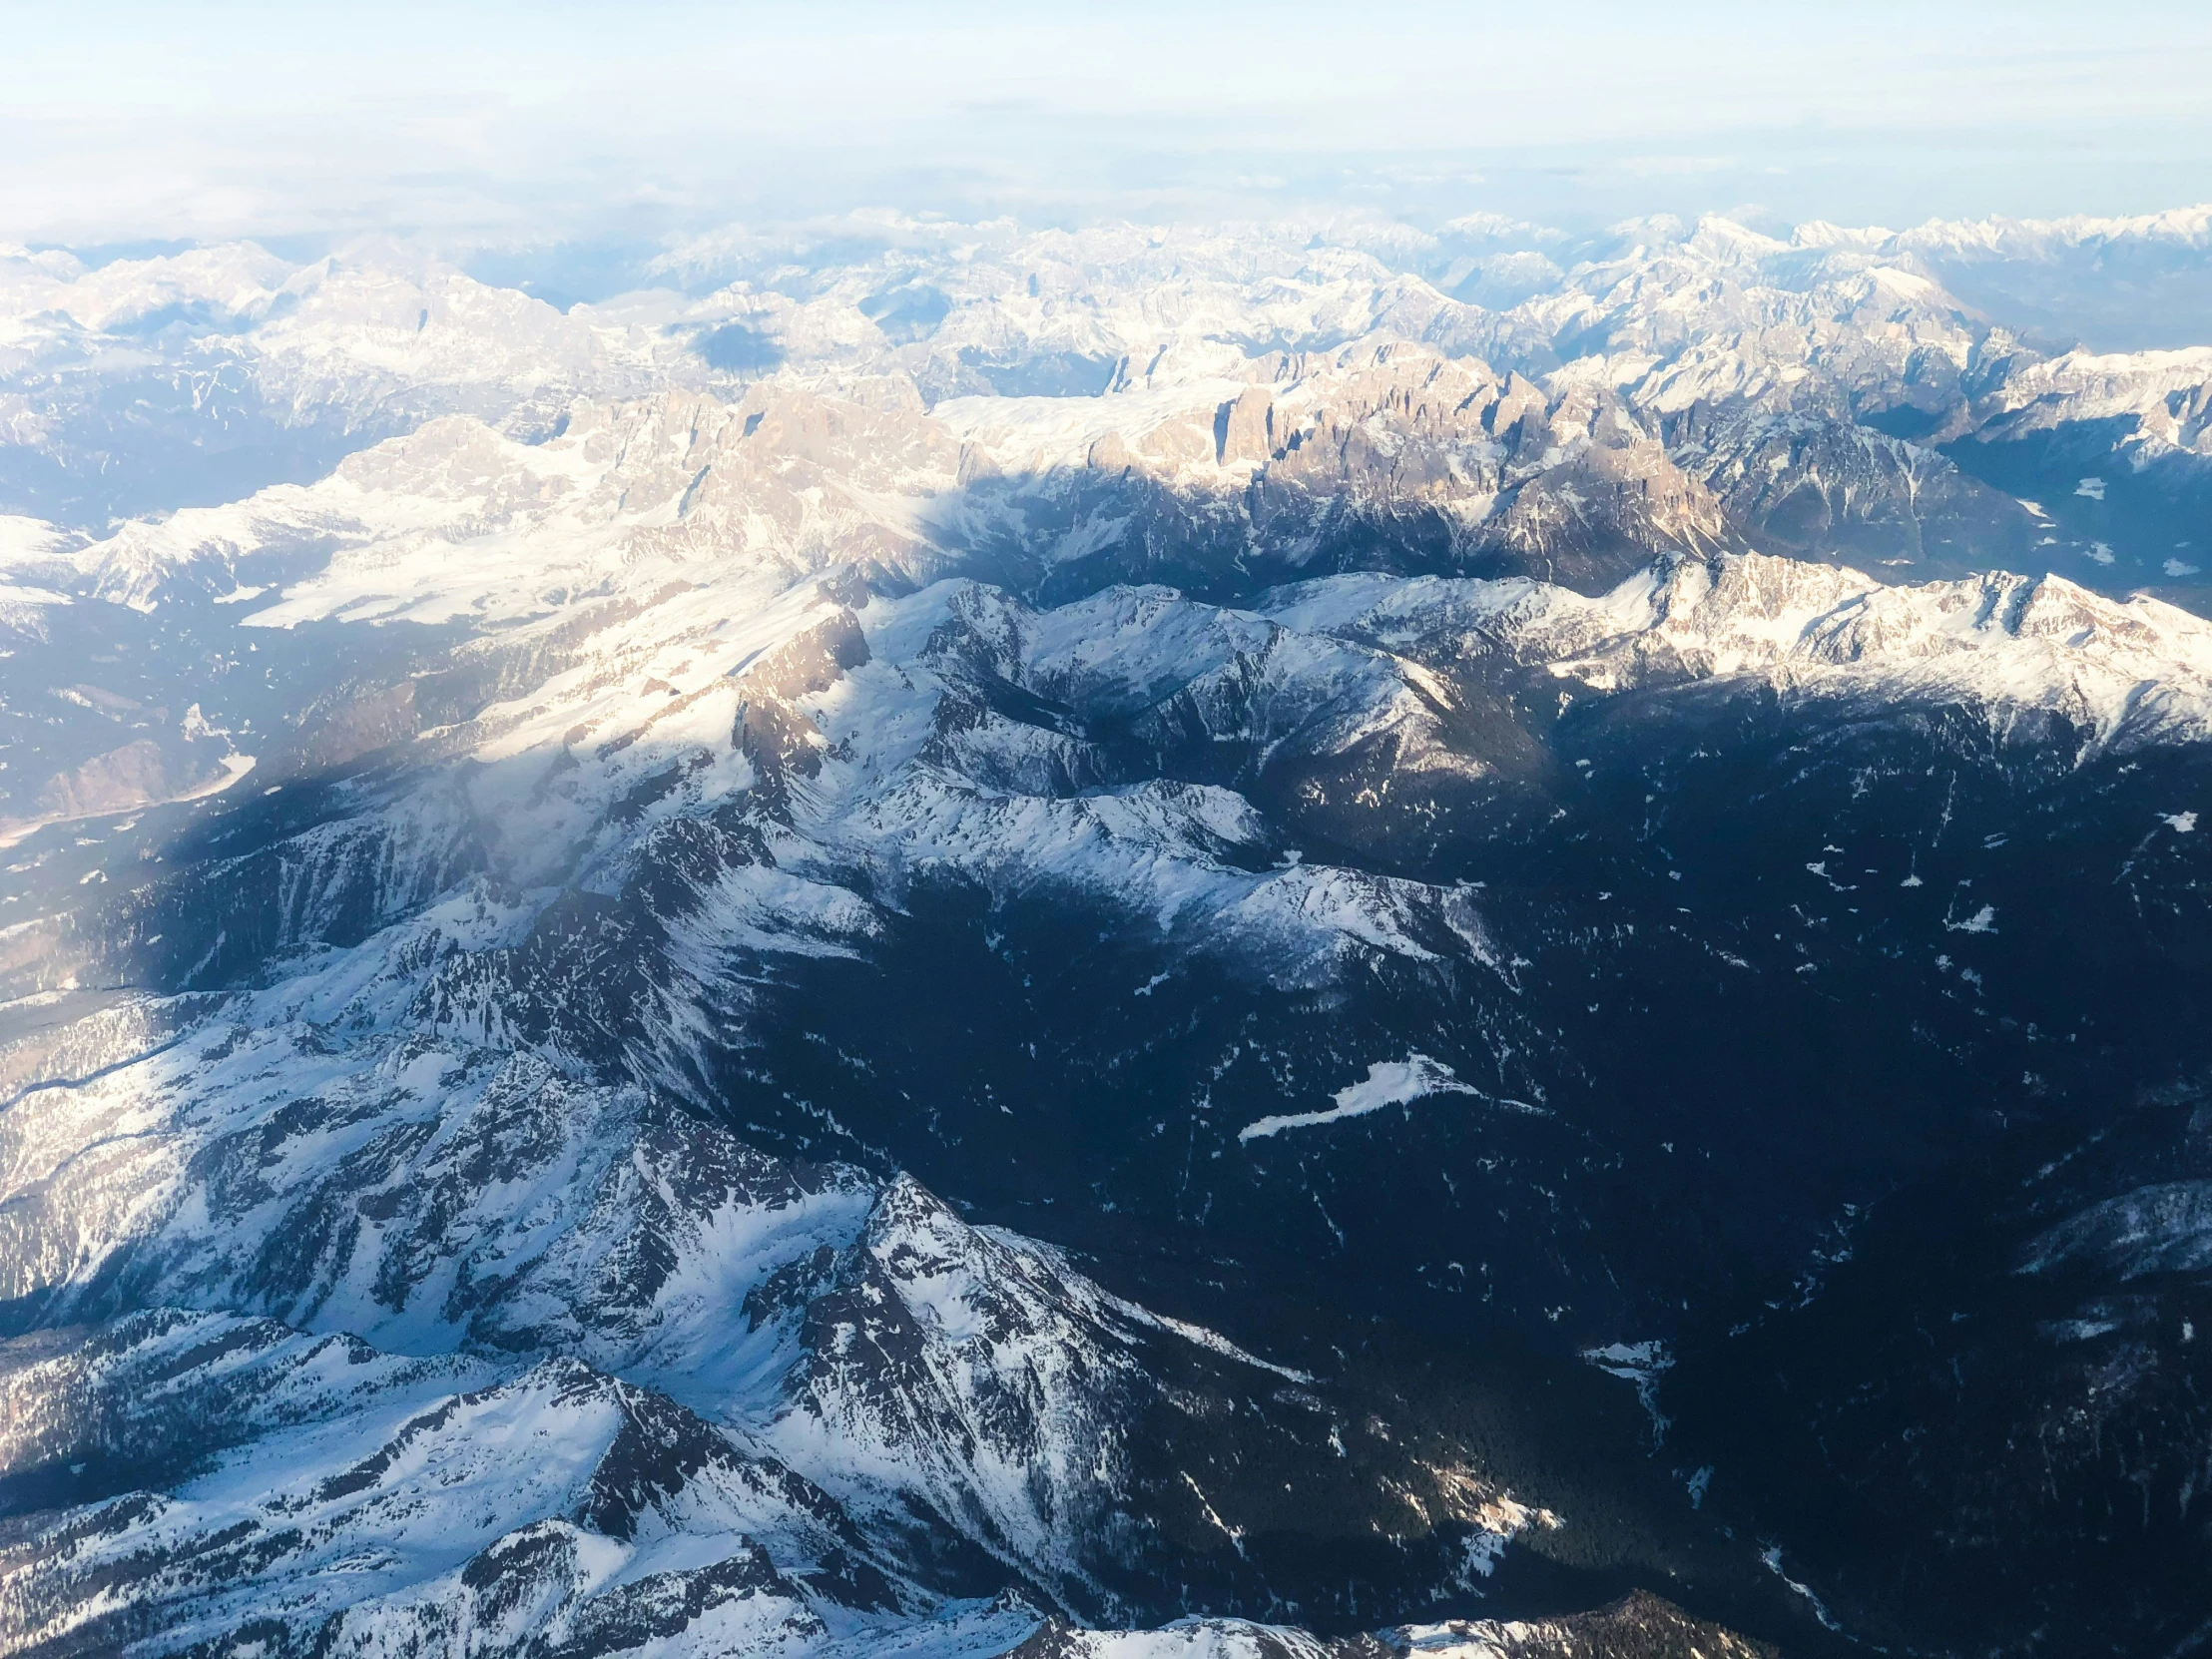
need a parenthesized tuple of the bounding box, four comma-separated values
(0, 208, 2207, 1659)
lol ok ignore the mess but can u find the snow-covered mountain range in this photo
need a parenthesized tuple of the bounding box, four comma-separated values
(6, 206, 2209, 582)
(1, 208, 2209, 1659)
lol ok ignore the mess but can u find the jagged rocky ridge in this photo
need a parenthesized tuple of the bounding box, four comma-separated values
(0, 215, 2207, 1659)
(4, 208, 2209, 595)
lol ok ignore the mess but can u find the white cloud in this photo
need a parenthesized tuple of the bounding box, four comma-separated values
(0, 1, 2208, 243)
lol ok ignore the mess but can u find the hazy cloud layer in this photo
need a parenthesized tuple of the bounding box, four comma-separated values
(4, 0, 2209, 253)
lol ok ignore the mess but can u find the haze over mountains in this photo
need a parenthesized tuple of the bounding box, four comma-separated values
(0, 199, 2207, 1659)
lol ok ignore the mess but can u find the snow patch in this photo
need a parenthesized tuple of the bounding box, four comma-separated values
(1237, 1054, 1475, 1142)
(1582, 1341, 1673, 1445)
(1761, 1546, 1843, 1631)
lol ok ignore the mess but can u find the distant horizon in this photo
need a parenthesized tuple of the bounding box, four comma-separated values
(20, 197, 2212, 260)
(14, 198, 2212, 362)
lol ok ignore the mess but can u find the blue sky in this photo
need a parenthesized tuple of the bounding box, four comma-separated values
(3, 0, 2209, 250)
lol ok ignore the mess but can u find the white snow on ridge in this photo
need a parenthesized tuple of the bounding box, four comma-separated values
(1096, 1294, 1315, 1383)
(2023, 1181, 2212, 1279)
(1259, 551, 2212, 753)
(1543, 557, 2212, 749)
(1238, 1054, 1476, 1142)
(1582, 1341, 1674, 1445)
(929, 376, 1251, 473)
